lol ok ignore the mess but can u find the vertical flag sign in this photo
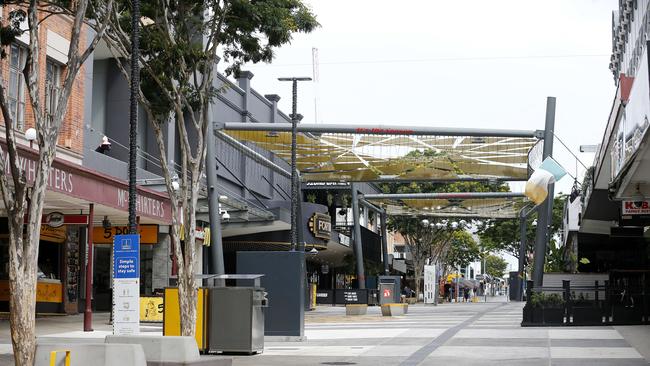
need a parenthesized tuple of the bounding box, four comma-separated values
(113, 234, 140, 335)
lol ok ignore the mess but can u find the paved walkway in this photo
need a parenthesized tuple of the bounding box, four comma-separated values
(0, 298, 648, 365)
(232, 299, 650, 366)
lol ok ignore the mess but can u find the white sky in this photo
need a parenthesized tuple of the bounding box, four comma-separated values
(231, 0, 618, 195)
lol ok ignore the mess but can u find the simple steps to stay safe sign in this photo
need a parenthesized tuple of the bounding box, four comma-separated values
(113, 234, 140, 335)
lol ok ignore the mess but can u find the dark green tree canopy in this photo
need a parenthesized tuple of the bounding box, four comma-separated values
(109, 0, 318, 118)
(484, 254, 508, 278)
(442, 231, 480, 269)
(476, 195, 566, 259)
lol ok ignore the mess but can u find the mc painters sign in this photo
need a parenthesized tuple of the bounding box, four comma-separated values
(113, 234, 140, 335)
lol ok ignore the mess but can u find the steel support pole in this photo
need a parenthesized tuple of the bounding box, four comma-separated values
(380, 212, 390, 275)
(290, 79, 298, 251)
(532, 97, 556, 288)
(518, 210, 527, 301)
(83, 203, 94, 331)
(127, 0, 141, 234)
(296, 177, 305, 252)
(351, 183, 366, 289)
(206, 122, 225, 275)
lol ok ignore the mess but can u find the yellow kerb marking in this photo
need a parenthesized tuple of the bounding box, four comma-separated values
(50, 350, 71, 366)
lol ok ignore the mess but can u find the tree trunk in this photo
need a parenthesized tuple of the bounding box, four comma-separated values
(178, 267, 197, 336)
(8, 233, 36, 366)
(413, 259, 424, 302)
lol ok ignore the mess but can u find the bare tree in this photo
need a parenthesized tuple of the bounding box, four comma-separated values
(0, 1, 113, 364)
(101, 0, 318, 336)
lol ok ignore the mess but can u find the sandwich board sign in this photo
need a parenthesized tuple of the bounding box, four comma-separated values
(113, 234, 140, 335)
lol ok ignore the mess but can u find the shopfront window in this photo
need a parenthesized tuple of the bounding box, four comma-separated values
(37, 241, 60, 280)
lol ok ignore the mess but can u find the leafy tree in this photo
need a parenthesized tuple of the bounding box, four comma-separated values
(383, 179, 501, 300)
(476, 195, 566, 260)
(101, 0, 318, 336)
(387, 215, 459, 300)
(0, 2, 113, 363)
(484, 254, 508, 278)
(441, 231, 481, 269)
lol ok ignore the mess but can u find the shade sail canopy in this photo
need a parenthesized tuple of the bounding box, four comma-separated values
(365, 196, 527, 219)
(221, 123, 541, 182)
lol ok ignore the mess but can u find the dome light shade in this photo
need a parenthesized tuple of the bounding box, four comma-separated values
(25, 128, 36, 141)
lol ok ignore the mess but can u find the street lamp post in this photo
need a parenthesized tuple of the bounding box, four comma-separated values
(128, 0, 141, 234)
(278, 77, 311, 252)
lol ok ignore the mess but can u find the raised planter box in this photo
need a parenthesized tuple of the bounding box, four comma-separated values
(612, 305, 643, 324)
(571, 306, 603, 325)
(381, 303, 407, 316)
(345, 304, 368, 316)
(543, 307, 565, 325)
(522, 307, 564, 326)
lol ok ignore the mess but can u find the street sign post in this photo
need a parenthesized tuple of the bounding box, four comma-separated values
(112, 234, 140, 335)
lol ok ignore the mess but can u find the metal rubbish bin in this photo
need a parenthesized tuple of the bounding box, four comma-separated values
(206, 274, 267, 354)
(378, 276, 401, 304)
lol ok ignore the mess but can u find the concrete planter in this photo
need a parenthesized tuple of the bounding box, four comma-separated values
(381, 303, 407, 316)
(346, 304, 368, 315)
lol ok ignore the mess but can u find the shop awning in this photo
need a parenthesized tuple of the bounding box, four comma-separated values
(220, 123, 541, 182)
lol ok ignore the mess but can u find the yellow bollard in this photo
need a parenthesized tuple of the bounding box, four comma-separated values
(49, 350, 71, 366)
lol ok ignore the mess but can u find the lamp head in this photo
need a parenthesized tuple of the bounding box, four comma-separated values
(25, 128, 37, 141)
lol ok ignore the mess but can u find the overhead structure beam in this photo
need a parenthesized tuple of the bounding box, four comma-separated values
(221, 122, 541, 138)
(359, 198, 385, 214)
(363, 192, 526, 200)
(215, 130, 291, 178)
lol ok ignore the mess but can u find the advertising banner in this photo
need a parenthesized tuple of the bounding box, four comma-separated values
(113, 234, 140, 335)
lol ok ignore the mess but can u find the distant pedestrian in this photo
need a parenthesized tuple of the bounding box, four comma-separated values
(463, 288, 470, 302)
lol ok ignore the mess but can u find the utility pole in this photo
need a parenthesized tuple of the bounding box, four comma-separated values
(278, 77, 311, 251)
(127, 0, 141, 233)
(532, 97, 556, 288)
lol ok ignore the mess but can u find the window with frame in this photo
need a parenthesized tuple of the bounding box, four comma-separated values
(8, 44, 26, 130)
(45, 59, 62, 121)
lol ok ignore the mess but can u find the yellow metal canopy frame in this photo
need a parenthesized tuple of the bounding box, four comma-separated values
(367, 197, 527, 219)
(222, 127, 540, 182)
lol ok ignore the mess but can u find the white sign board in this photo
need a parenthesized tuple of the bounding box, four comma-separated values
(424, 265, 436, 304)
(622, 200, 650, 215)
(113, 234, 140, 335)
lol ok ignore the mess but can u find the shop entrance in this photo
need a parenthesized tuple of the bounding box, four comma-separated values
(93, 245, 112, 311)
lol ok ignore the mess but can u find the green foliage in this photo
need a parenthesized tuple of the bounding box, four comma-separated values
(441, 231, 480, 268)
(0, 8, 25, 58)
(544, 242, 569, 273)
(484, 254, 508, 278)
(529, 292, 565, 308)
(112, 0, 319, 118)
(476, 195, 566, 259)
